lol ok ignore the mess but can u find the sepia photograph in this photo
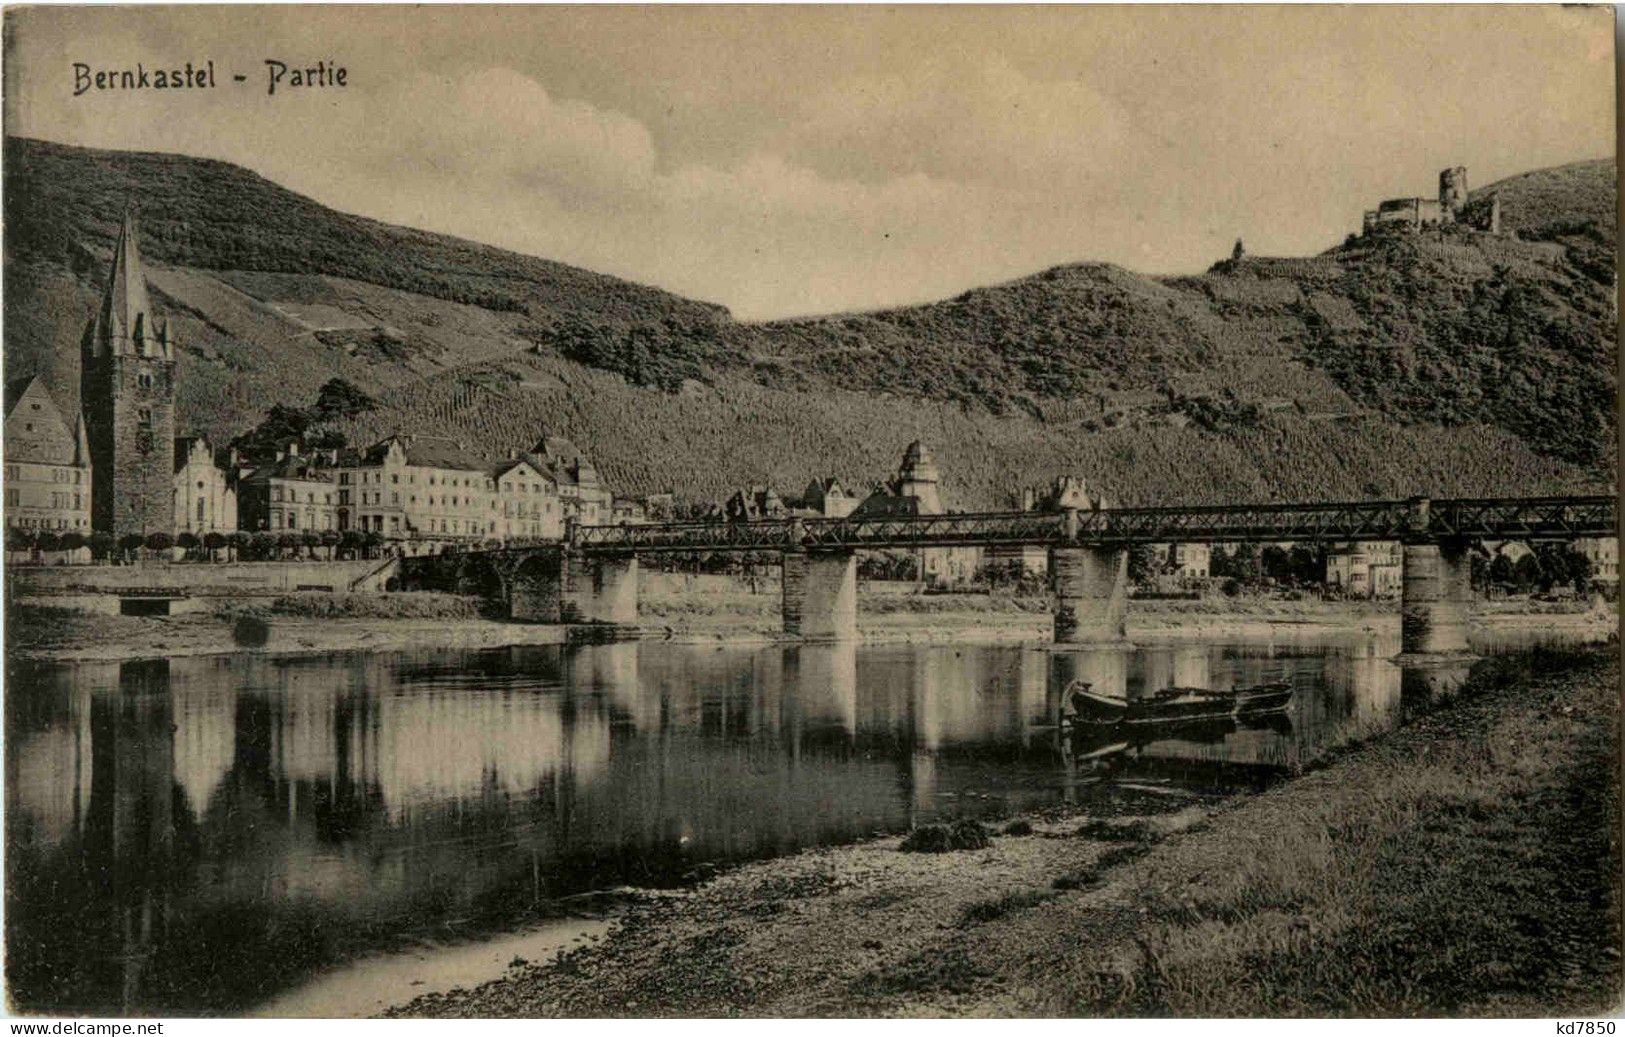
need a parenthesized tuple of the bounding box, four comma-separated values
(0, 2, 1619, 1021)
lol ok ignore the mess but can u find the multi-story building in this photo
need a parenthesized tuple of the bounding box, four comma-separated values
(1167, 543, 1211, 581)
(337, 435, 500, 543)
(4, 376, 92, 534)
(518, 435, 612, 527)
(237, 447, 339, 534)
(853, 441, 979, 584)
(1325, 541, 1402, 597)
(795, 477, 859, 519)
(988, 475, 1101, 577)
(494, 457, 563, 541)
(172, 435, 237, 538)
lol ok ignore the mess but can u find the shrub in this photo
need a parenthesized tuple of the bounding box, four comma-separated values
(899, 819, 992, 853)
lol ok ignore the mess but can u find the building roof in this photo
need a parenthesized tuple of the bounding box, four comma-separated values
(852, 487, 926, 518)
(361, 435, 488, 472)
(87, 211, 170, 360)
(4, 376, 87, 467)
(494, 456, 555, 483)
(244, 454, 335, 483)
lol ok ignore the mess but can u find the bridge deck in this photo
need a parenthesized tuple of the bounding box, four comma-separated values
(563, 495, 1615, 555)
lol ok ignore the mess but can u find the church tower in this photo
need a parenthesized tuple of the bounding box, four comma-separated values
(80, 211, 176, 538)
(895, 440, 943, 514)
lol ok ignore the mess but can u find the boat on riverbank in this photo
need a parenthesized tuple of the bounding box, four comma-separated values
(1066, 679, 1293, 727)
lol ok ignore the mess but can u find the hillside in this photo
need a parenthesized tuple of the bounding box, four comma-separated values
(3, 136, 1614, 508)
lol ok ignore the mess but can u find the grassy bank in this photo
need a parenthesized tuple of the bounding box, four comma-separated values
(388, 644, 1621, 1018)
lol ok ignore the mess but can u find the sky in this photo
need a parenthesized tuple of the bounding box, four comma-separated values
(4, 5, 1615, 320)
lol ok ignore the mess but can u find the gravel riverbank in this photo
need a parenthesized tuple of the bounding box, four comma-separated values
(386, 644, 1621, 1018)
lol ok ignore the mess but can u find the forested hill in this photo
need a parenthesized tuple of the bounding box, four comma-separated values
(3, 136, 1614, 508)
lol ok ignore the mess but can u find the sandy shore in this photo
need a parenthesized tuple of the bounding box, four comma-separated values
(385, 644, 1621, 1018)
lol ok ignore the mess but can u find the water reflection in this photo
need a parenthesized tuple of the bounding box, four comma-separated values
(0, 630, 1566, 1013)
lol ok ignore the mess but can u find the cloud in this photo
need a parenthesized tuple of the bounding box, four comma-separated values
(776, 56, 1130, 189)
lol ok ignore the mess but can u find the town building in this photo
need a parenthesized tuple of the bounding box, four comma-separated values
(1325, 541, 1402, 597)
(4, 376, 92, 534)
(724, 486, 791, 521)
(610, 498, 649, 526)
(7, 213, 236, 552)
(1163, 543, 1212, 583)
(795, 477, 859, 519)
(989, 475, 1102, 576)
(518, 435, 612, 527)
(853, 441, 979, 584)
(172, 436, 238, 539)
(495, 457, 563, 541)
(337, 436, 498, 543)
(237, 447, 340, 534)
(80, 212, 179, 538)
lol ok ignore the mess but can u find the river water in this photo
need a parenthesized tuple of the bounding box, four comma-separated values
(3, 624, 1598, 1014)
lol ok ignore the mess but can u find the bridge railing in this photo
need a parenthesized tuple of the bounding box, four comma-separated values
(567, 495, 1616, 554)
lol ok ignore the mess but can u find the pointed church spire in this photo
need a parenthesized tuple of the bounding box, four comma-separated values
(88, 209, 167, 359)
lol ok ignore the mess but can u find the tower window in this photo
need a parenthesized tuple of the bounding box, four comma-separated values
(138, 373, 153, 388)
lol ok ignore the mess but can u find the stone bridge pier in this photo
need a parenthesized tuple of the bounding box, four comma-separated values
(567, 552, 640, 625)
(1399, 497, 1473, 658)
(1051, 545, 1129, 644)
(782, 548, 857, 641)
(503, 547, 639, 626)
(1400, 539, 1472, 657)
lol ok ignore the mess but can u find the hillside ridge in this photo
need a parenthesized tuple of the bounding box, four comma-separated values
(3, 136, 1614, 507)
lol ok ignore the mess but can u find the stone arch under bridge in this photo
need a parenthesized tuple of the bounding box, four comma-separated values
(453, 552, 507, 601)
(506, 550, 566, 622)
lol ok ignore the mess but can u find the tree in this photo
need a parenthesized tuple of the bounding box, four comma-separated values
(339, 529, 365, 559)
(89, 531, 115, 562)
(58, 531, 86, 556)
(1292, 545, 1326, 587)
(35, 531, 61, 554)
(279, 532, 303, 560)
(203, 531, 227, 560)
(320, 529, 342, 560)
(1564, 549, 1594, 595)
(1126, 544, 1161, 586)
(248, 531, 276, 561)
(1488, 553, 1514, 588)
(145, 531, 174, 554)
(6, 527, 34, 554)
(312, 377, 376, 420)
(176, 532, 201, 559)
(118, 533, 145, 562)
(1260, 545, 1293, 585)
(228, 531, 251, 563)
(1512, 553, 1541, 592)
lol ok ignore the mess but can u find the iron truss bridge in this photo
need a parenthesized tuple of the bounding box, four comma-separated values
(568, 495, 1616, 555)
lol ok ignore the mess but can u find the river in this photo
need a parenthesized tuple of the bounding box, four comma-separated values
(2, 624, 1600, 1014)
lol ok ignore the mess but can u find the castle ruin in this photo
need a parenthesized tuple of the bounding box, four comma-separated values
(1361, 166, 1502, 237)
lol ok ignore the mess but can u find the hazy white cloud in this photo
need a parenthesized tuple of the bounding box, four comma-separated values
(4, 5, 1614, 319)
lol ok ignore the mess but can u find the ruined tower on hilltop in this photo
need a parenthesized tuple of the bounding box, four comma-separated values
(80, 211, 176, 538)
(1438, 166, 1468, 222)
